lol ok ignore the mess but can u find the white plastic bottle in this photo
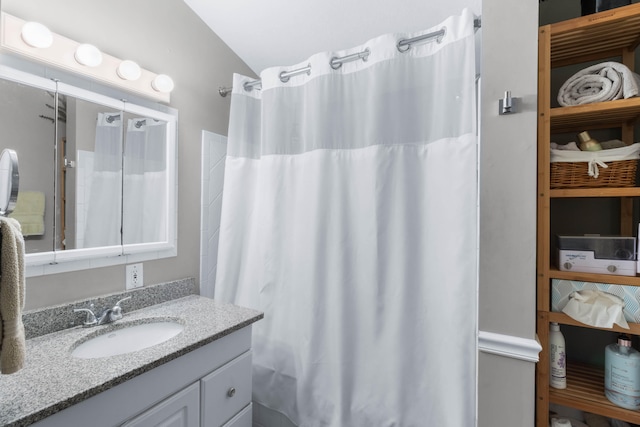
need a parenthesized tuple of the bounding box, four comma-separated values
(549, 322, 567, 389)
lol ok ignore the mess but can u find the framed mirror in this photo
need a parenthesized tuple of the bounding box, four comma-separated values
(0, 65, 177, 276)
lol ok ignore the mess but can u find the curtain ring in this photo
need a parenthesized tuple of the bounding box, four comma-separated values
(243, 81, 254, 92)
(279, 71, 291, 83)
(397, 27, 447, 52)
(279, 64, 311, 83)
(436, 27, 447, 43)
(397, 43, 411, 53)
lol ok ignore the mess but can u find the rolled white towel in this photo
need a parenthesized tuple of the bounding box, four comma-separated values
(551, 142, 580, 151)
(558, 61, 640, 107)
(550, 417, 589, 427)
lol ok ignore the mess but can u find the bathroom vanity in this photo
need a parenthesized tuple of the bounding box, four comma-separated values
(0, 283, 263, 427)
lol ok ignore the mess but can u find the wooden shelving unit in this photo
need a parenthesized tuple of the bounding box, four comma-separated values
(548, 312, 640, 335)
(537, 4, 640, 426)
(550, 98, 640, 133)
(550, 364, 640, 424)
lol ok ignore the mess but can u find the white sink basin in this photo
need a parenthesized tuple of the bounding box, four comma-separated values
(71, 320, 184, 359)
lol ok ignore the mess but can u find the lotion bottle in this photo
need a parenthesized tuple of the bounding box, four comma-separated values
(577, 131, 603, 151)
(550, 322, 567, 389)
(605, 334, 640, 410)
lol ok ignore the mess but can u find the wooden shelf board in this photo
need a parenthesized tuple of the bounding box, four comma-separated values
(550, 364, 640, 423)
(550, 98, 640, 132)
(548, 312, 640, 335)
(549, 3, 640, 66)
(547, 268, 640, 286)
(549, 188, 640, 198)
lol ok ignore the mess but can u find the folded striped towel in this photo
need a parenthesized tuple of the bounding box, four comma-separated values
(557, 61, 640, 106)
(8, 191, 44, 236)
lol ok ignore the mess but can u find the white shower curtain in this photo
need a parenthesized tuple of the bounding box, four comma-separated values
(215, 9, 478, 427)
(123, 118, 167, 245)
(83, 112, 123, 248)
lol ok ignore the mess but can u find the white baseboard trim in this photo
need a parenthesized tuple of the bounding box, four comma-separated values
(479, 330, 542, 363)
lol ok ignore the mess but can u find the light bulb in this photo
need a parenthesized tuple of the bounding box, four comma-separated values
(151, 74, 174, 93)
(74, 44, 102, 67)
(21, 22, 53, 48)
(117, 60, 142, 81)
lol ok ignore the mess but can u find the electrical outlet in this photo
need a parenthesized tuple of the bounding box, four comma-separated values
(126, 263, 143, 290)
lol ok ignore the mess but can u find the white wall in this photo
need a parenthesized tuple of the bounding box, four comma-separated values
(478, 0, 539, 426)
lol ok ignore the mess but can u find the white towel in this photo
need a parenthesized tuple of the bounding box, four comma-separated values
(557, 61, 640, 106)
(8, 191, 45, 236)
(0, 217, 26, 374)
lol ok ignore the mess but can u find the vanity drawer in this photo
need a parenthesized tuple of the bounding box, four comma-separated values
(201, 351, 252, 427)
(222, 403, 252, 427)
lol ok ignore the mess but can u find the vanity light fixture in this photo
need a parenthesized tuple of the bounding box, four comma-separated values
(74, 43, 103, 67)
(151, 74, 174, 93)
(117, 60, 142, 81)
(20, 21, 53, 48)
(1, 12, 171, 102)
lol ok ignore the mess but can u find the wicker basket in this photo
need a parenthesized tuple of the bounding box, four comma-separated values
(550, 159, 637, 189)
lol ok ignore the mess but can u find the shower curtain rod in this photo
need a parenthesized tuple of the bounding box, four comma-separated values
(218, 17, 481, 97)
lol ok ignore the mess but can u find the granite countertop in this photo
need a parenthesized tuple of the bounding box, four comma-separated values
(0, 295, 263, 427)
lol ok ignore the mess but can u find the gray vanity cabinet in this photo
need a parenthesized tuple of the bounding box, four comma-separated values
(220, 405, 252, 427)
(121, 382, 200, 427)
(200, 351, 252, 426)
(122, 351, 253, 427)
(32, 326, 253, 427)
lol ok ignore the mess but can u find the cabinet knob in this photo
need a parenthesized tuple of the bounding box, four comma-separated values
(227, 387, 236, 398)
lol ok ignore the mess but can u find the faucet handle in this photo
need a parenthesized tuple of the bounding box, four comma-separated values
(73, 305, 97, 327)
(114, 296, 131, 308)
(109, 296, 131, 322)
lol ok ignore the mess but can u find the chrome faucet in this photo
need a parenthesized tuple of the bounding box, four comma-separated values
(73, 304, 97, 327)
(97, 296, 131, 325)
(73, 296, 131, 327)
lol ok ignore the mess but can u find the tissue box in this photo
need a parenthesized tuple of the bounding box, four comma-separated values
(552, 279, 640, 323)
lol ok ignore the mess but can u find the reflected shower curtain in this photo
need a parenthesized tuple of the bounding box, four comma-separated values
(215, 10, 477, 427)
(123, 118, 167, 245)
(83, 112, 122, 248)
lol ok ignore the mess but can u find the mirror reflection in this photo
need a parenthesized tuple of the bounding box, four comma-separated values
(0, 78, 55, 254)
(61, 97, 123, 250)
(122, 112, 168, 245)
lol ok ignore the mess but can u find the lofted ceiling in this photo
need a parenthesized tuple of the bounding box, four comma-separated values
(183, 0, 481, 77)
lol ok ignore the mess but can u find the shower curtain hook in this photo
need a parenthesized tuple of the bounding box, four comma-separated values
(397, 27, 447, 52)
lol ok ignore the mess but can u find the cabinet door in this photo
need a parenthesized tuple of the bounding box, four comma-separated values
(121, 382, 200, 427)
(201, 351, 252, 427)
